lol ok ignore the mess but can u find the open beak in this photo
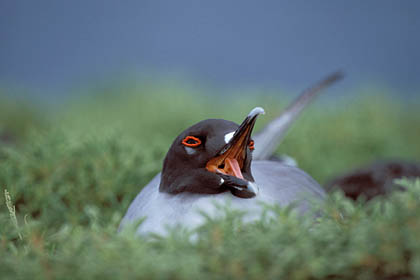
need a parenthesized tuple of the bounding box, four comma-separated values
(206, 107, 265, 179)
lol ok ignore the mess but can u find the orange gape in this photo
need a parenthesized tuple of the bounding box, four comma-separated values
(205, 127, 252, 179)
(225, 158, 244, 179)
(206, 157, 244, 179)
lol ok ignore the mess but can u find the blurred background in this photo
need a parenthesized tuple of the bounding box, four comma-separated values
(0, 0, 419, 227)
(1, 0, 420, 99)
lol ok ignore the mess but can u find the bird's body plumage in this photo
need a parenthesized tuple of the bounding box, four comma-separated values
(119, 72, 342, 235)
(120, 160, 325, 235)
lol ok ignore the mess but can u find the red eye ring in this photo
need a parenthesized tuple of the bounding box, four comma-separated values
(182, 136, 202, 147)
(249, 140, 255, 150)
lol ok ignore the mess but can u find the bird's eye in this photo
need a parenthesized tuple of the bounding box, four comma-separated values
(182, 136, 202, 147)
(248, 140, 255, 150)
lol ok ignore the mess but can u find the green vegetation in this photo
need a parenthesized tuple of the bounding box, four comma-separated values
(1, 85, 420, 279)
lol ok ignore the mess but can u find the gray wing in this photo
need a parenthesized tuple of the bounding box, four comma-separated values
(253, 71, 343, 160)
(252, 160, 326, 213)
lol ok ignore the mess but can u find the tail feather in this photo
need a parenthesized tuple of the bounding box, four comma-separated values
(253, 71, 343, 160)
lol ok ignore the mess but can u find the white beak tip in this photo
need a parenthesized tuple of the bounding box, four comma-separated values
(248, 107, 265, 118)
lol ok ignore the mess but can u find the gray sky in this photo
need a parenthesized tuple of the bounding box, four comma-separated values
(1, 0, 419, 98)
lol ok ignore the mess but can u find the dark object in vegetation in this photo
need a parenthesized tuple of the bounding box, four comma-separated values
(0, 130, 16, 145)
(326, 160, 420, 200)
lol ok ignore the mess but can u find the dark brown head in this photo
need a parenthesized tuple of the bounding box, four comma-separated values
(159, 107, 265, 198)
